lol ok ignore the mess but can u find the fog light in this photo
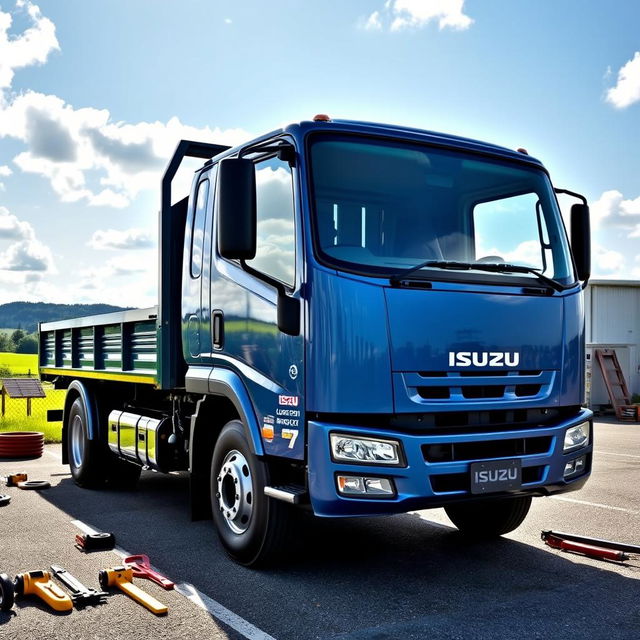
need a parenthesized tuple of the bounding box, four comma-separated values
(564, 422, 590, 452)
(330, 434, 402, 465)
(564, 455, 587, 478)
(337, 475, 395, 497)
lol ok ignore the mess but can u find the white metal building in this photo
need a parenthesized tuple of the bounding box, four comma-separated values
(585, 279, 640, 408)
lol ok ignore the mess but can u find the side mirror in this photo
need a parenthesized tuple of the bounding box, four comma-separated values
(277, 292, 300, 336)
(570, 203, 590, 282)
(217, 158, 256, 259)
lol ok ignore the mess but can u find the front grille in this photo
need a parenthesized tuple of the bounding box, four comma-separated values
(422, 436, 553, 463)
(430, 465, 546, 494)
(411, 370, 550, 403)
(387, 406, 576, 434)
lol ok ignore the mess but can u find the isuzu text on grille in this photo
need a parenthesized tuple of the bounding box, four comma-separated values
(448, 351, 520, 367)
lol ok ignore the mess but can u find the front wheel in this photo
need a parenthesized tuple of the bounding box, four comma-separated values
(211, 420, 292, 566)
(444, 496, 532, 537)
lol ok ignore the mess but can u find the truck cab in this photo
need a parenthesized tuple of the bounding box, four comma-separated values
(41, 116, 593, 566)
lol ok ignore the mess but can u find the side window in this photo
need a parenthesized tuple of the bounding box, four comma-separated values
(246, 156, 295, 287)
(191, 179, 209, 278)
(473, 192, 551, 272)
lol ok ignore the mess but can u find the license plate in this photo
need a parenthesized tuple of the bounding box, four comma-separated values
(470, 459, 521, 495)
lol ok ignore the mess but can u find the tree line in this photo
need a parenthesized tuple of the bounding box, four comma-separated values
(0, 329, 38, 354)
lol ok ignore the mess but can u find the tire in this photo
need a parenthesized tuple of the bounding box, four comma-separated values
(0, 432, 44, 459)
(210, 420, 292, 566)
(67, 395, 141, 489)
(67, 396, 107, 488)
(0, 573, 15, 611)
(444, 496, 532, 538)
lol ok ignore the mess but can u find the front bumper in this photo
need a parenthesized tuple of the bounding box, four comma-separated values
(307, 408, 593, 517)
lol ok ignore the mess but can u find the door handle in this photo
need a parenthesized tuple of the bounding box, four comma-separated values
(212, 310, 224, 349)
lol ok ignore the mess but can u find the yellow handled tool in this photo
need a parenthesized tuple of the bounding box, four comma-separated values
(14, 570, 73, 612)
(99, 566, 167, 615)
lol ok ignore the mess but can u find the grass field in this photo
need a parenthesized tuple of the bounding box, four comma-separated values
(0, 352, 38, 375)
(0, 352, 63, 443)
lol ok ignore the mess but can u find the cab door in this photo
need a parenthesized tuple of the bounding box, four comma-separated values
(209, 141, 305, 459)
(182, 173, 212, 362)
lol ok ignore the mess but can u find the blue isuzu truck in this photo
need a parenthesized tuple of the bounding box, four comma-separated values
(40, 116, 593, 565)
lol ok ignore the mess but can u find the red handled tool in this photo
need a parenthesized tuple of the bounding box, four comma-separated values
(123, 555, 174, 590)
(541, 530, 638, 563)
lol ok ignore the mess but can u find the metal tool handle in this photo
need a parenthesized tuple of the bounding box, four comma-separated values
(118, 580, 168, 615)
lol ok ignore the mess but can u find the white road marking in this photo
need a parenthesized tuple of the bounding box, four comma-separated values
(597, 451, 640, 459)
(71, 519, 276, 640)
(44, 449, 59, 460)
(176, 583, 277, 640)
(550, 496, 640, 516)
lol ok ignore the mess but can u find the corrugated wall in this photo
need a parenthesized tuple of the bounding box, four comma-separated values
(586, 282, 640, 403)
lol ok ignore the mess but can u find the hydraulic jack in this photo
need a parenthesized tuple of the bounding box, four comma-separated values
(99, 566, 168, 615)
(50, 565, 107, 606)
(14, 570, 73, 612)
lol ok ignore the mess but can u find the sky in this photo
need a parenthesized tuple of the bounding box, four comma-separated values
(0, 0, 639, 308)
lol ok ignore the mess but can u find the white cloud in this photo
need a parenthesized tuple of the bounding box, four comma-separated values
(591, 189, 640, 234)
(363, 0, 473, 32)
(0, 165, 12, 176)
(606, 52, 640, 109)
(363, 11, 383, 31)
(0, 0, 59, 92)
(593, 244, 625, 275)
(0, 236, 53, 271)
(0, 204, 33, 239)
(0, 205, 56, 274)
(75, 251, 157, 306)
(88, 227, 155, 250)
(0, 90, 251, 208)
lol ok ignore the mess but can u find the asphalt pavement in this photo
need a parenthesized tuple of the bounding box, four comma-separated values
(0, 419, 638, 640)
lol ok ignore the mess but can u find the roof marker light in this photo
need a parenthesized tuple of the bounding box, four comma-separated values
(313, 114, 331, 122)
(517, 147, 529, 155)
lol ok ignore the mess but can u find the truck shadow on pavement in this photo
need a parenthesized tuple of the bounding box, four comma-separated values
(33, 469, 640, 639)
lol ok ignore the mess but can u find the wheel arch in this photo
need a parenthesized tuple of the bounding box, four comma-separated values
(187, 368, 265, 521)
(61, 379, 98, 465)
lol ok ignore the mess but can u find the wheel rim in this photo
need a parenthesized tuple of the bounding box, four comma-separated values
(216, 449, 253, 534)
(70, 414, 85, 469)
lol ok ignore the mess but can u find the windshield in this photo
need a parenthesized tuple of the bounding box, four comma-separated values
(309, 136, 575, 285)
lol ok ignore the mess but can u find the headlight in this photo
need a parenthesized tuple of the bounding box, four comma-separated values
(330, 434, 402, 465)
(564, 422, 590, 452)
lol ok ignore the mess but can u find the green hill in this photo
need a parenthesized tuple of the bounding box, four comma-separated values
(0, 302, 134, 333)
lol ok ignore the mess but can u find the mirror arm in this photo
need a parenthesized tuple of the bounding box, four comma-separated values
(554, 188, 587, 205)
(239, 142, 296, 167)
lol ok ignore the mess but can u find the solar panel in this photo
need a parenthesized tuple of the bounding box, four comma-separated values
(1, 378, 46, 399)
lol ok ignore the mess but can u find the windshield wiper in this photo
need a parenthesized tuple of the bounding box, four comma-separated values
(390, 260, 566, 292)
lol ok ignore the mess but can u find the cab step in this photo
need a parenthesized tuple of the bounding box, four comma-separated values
(264, 484, 308, 504)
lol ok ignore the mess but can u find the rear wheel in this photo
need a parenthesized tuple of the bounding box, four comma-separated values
(445, 496, 532, 537)
(67, 395, 141, 489)
(67, 396, 108, 488)
(211, 420, 292, 566)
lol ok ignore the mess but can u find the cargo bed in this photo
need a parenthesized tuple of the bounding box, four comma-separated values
(39, 307, 159, 385)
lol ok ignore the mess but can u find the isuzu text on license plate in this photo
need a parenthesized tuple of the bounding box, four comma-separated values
(470, 459, 522, 494)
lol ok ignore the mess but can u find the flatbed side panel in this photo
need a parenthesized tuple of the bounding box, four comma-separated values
(39, 307, 159, 386)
